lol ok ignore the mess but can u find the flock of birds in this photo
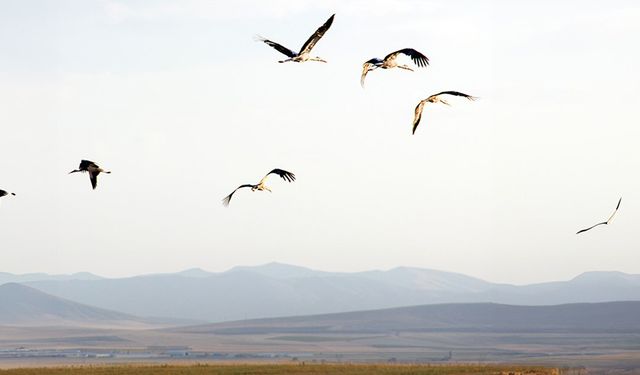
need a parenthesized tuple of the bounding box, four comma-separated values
(0, 13, 622, 235)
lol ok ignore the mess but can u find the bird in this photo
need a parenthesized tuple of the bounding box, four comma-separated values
(223, 169, 296, 206)
(412, 91, 477, 134)
(69, 160, 111, 190)
(256, 14, 335, 64)
(577, 197, 622, 234)
(0, 190, 16, 198)
(360, 48, 429, 87)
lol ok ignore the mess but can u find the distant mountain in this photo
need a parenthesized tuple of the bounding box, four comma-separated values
(0, 283, 166, 328)
(175, 268, 214, 278)
(0, 271, 102, 286)
(177, 301, 640, 335)
(21, 263, 640, 323)
(228, 262, 331, 279)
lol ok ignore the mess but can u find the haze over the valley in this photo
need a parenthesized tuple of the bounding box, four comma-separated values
(2, 263, 639, 322)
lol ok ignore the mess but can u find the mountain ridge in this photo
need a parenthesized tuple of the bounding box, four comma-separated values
(12, 263, 639, 323)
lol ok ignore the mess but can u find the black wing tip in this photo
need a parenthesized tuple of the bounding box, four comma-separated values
(322, 13, 335, 26)
(616, 197, 622, 209)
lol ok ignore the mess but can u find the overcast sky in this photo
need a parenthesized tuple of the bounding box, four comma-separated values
(1, 0, 639, 284)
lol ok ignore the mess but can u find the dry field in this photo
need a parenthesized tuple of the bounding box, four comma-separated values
(0, 363, 561, 375)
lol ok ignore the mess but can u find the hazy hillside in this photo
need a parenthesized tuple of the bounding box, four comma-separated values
(0, 271, 102, 286)
(19, 263, 640, 322)
(177, 301, 640, 335)
(0, 283, 176, 328)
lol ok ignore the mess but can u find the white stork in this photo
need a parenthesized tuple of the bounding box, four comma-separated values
(256, 14, 335, 64)
(412, 91, 477, 134)
(223, 169, 296, 206)
(577, 197, 622, 234)
(361, 48, 429, 87)
(69, 160, 111, 190)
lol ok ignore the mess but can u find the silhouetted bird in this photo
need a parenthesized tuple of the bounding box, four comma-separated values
(361, 48, 429, 87)
(69, 160, 111, 190)
(577, 197, 622, 234)
(412, 91, 477, 134)
(0, 190, 16, 198)
(256, 14, 335, 63)
(223, 169, 296, 206)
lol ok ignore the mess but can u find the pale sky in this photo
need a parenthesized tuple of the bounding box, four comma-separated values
(1, 0, 639, 285)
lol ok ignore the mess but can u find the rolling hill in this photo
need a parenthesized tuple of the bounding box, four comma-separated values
(0, 283, 179, 328)
(176, 301, 640, 335)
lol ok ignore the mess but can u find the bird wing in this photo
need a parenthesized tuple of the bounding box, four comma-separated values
(79, 160, 97, 170)
(412, 100, 428, 135)
(384, 48, 429, 67)
(360, 64, 371, 87)
(89, 171, 99, 190)
(360, 60, 379, 87)
(298, 14, 335, 55)
(432, 91, 477, 100)
(222, 184, 254, 207)
(0, 190, 6, 197)
(576, 222, 607, 234)
(606, 197, 622, 224)
(255, 36, 297, 58)
(260, 169, 296, 185)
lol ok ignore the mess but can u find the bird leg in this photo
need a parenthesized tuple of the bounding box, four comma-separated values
(440, 99, 451, 106)
(398, 65, 414, 72)
(310, 57, 327, 63)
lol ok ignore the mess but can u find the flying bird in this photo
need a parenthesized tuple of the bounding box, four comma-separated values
(0, 190, 16, 198)
(412, 91, 477, 134)
(69, 160, 111, 190)
(577, 197, 622, 234)
(223, 169, 296, 206)
(256, 14, 335, 63)
(361, 48, 429, 87)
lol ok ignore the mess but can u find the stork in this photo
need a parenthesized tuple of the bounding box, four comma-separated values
(69, 160, 111, 190)
(223, 169, 296, 206)
(256, 14, 335, 64)
(577, 197, 622, 234)
(361, 48, 429, 87)
(412, 91, 477, 134)
(0, 190, 16, 198)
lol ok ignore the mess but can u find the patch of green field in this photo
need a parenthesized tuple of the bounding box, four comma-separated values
(0, 363, 559, 375)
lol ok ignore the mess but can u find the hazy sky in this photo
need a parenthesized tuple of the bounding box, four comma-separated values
(1, 0, 639, 284)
